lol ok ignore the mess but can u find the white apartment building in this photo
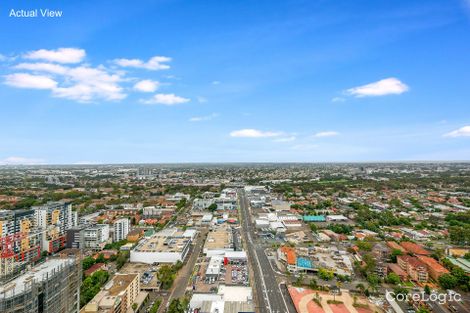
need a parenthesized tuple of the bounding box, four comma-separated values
(83, 224, 110, 250)
(113, 218, 130, 242)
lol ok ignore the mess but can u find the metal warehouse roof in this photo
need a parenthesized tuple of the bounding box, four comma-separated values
(302, 215, 326, 222)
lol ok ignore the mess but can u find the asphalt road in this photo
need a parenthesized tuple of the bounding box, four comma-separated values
(239, 189, 295, 313)
(429, 300, 450, 313)
(157, 227, 208, 313)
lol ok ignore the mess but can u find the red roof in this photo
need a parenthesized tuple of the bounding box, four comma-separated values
(386, 241, 406, 252)
(399, 255, 427, 270)
(416, 255, 449, 274)
(84, 263, 106, 276)
(400, 242, 431, 255)
(387, 263, 408, 277)
(281, 246, 297, 265)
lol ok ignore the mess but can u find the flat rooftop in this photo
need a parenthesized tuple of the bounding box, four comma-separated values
(134, 235, 189, 253)
(107, 273, 138, 296)
(205, 226, 232, 250)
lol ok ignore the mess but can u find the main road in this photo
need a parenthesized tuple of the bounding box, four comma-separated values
(238, 189, 296, 313)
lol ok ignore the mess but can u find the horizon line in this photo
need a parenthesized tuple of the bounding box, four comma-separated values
(1, 160, 470, 166)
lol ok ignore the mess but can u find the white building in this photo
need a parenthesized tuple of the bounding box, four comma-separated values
(201, 214, 213, 225)
(326, 215, 349, 222)
(193, 198, 215, 211)
(224, 251, 247, 264)
(83, 224, 110, 250)
(113, 218, 130, 242)
(130, 228, 191, 264)
(255, 219, 269, 229)
(206, 255, 224, 279)
(71, 211, 79, 227)
(189, 285, 254, 313)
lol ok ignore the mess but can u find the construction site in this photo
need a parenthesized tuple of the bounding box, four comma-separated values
(0, 256, 81, 313)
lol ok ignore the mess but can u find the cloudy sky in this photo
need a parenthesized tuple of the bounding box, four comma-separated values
(1, 0, 470, 164)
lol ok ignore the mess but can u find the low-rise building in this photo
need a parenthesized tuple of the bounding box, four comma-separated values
(203, 225, 234, 256)
(400, 241, 431, 256)
(416, 255, 449, 280)
(130, 228, 191, 264)
(81, 273, 140, 313)
(126, 229, 144, 242)
(387, 263, 409, 281)
(189, 285, 254, 313)
(397, 255, 428, 283)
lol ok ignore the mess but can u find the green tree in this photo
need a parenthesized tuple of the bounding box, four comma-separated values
(82, 256, 96, 271)
(356, 283, 365, 294)
(318, 268, 334, 281)
(310, 223, 318, 233)
(357, 241, 373, 252)
(80, 270, 110, 307)
(424, 285, 431, 295)
(451, 266, 469, 287)
(362, 254, 376, 274)
(309, 278, 318, 290)
(438, 273, 458, 290)
(95, 253, 106, 264)
(167, 298, 188, 313)
(367, 273, 380, 290)
(386, 273, 401, 285)
(207, 203, 218, 212)
(393, 286, 408, 298)
(149, 299, 162, 313)
(116, 251, 130, 270)
(390, 249, 403, 263)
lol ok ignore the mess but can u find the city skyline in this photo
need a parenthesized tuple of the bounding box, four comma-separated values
(1, 0, 470, 164)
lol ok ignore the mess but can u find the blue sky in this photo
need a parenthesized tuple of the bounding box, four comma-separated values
(1, 0, 470, 164)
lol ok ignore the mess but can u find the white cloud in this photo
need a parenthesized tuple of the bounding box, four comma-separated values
(4, 48, 184, 103)
(4, 73, 57, 89)
(141, 93, 190, 105)
(314, 131, 340, 138)
(273, 136, 296, 142)
(230, 129, 283, 138)
(15, 62, 68, 75)
(8, 62, 126, 102)
(0, 156, 45, 165)
(346, 77, 409, 97)
(54, 66, 125, 101)
(444, 126, 470, 138)
(189, 113, 218, 122)
(212, 80, 221, 85)
(114, 56, 171, 70)
(134, 80, 159, 93)
(24, 48, 85, 64)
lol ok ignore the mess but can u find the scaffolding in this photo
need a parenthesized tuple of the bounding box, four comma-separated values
(0, 257, 81, 313)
